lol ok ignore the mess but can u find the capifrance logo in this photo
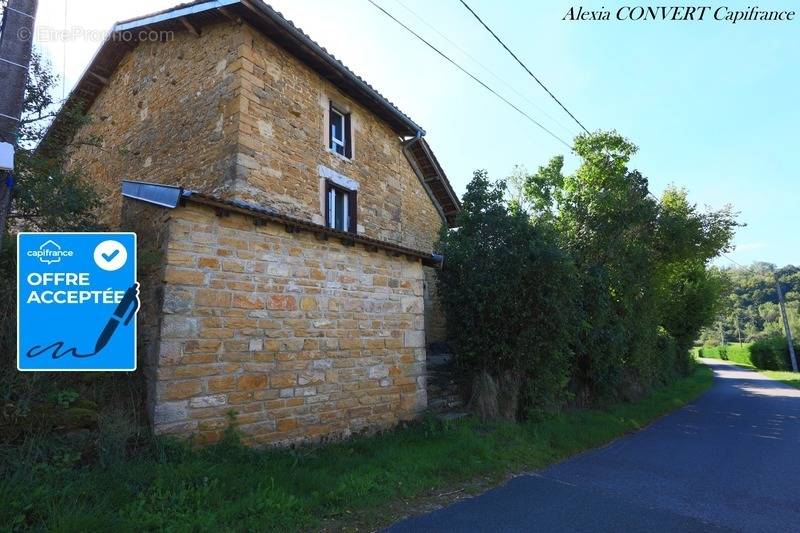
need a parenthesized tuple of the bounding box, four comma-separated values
(17, 232, 139, 372)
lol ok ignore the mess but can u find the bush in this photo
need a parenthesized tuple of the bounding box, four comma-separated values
(717, 345, 728, 360)
(437, 172, 579, 418)
(750, 334, 798, 370)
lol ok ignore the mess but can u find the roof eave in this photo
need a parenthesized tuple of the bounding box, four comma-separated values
(121, 180, 444, 267)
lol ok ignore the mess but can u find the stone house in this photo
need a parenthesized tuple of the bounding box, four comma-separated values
(45, 0, 459, 445)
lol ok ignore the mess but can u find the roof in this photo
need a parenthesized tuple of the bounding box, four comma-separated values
(43, 0, 460, 227)
(43, 0, 424, 148)
(122, 180, 444, 267)
(403, 137, 460, 227)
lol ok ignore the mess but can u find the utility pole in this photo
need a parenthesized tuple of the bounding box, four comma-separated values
(735, 314, 742, 346)
(775, 274, 799, 373)
(0, 0, 39, 246)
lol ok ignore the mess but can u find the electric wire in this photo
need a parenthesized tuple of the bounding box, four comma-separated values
(458, 0, 590, 134)
(366, 0, 573, 150)
(390, 0, 576, 138)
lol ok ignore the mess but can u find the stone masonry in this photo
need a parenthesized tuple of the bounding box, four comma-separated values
(141, 202, 427, 445)
(67, 21, 443, 254)
(65, 14, 449, 445)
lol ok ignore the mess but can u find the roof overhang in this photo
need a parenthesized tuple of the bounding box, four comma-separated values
(41, 0, 425, 152)
(403, 137, 460, 227)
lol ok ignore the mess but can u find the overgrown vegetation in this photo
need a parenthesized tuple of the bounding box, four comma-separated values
(696, 343, 752, 366)
(0, 363, 712, 531)
(436, 171, 577, 419)
(0, 54, 146, 467)
(749, 334, 799, 371)
(438, 132, 737, 416)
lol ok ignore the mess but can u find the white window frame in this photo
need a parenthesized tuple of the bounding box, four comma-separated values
(329, 106, 346, 156)
(327, 185, 349, 231)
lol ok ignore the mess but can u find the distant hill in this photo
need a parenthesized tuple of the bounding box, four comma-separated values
(700, 263, 799, 344)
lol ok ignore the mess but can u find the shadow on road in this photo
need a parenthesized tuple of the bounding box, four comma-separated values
(700, 359, 800, 443)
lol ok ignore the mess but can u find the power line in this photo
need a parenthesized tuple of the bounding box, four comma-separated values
(390, 0, 576, 138)
(721, 253, 748, 270)
(458, 0, 590, 134)
(366, 0, 572, 150)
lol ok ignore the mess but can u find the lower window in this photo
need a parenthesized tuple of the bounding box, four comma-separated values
(326, 181, 357, 233)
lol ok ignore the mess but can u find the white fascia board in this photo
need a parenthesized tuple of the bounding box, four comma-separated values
(113, 0, 239, 32)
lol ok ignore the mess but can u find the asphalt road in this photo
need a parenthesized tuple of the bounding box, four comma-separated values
(388, 360, 800, 532)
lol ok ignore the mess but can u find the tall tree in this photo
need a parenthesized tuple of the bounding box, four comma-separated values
(0, 51, 103, 357)
(522, 131, 738, 401)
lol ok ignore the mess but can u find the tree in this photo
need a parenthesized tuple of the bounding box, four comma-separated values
(9, 51, 103, 232)
(521, 131, 738, 401)
(1, 51, 102, 357)
(704, 263, 800, 343)
(437, 171, 578, 418)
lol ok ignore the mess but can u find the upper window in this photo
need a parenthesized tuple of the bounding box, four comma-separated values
(329, 103, 352, 158)
(326, 180, 357, 233)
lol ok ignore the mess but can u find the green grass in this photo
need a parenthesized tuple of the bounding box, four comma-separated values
(697, 343, 800, 390)
(1, 364, 713, 532)
(696, 343, 753, 366)
(760, 370, 800, 389)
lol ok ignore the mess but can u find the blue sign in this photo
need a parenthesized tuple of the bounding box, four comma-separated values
(17, 232, 139, 371)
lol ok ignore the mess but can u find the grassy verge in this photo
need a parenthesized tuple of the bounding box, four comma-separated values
(696, 343, 752, 366)
(759, 370, 800, 389)
(1, 363, 713, 532)
(697, 344, 800, 390)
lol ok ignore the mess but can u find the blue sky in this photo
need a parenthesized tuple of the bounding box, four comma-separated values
(34, 0, 799, 266)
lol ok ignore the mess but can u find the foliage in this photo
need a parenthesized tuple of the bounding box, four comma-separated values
(0, 52, 134, 459)
(523, 131, 737, 403)
(750, 334, 798, 371)
(439, 131, 737, 413)
(1, 51, 105, 355)
(9, 51, 104, 232)
(436, 171, 578, 417)
(0, 364, 711, 531)
(717, 344, 728, 360)
(701, 263, 800, 345)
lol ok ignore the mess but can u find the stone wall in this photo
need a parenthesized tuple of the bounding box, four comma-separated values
(66, 23, 244, 227)
(232, 25, 443, 253)
(67, 21, 444, 253)
(149, 202, 428, 445)
(120, 199, 171, 404)
(64, 19, 452, 445)
(423, 267, 447, 346)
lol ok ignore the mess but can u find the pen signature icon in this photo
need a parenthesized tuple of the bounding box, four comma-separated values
(25, 283, 140, 360)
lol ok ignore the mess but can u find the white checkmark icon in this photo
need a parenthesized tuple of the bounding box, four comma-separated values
(93, 240, 128, 271)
